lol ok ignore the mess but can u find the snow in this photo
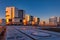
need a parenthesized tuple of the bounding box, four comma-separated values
(31, 32, 51, 37)
(6, 26, 33, 40)
(6, 26, 60, 40)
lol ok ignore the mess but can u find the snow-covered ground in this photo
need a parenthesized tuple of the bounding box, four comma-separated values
(6, 26, 60, 40)
(6, 26, 33, 40)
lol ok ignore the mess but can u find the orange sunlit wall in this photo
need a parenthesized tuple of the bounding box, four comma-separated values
(39, 20, 46, 26)
(34, 17, 37, 22)
(24, 14, 30, 25)
(0, 19, 2, 24)
(6, 7, 16, 24)
(25, 14, 30, 21)
(23, 19, 27, 25)
(31, 21, 35, 25)
(33, 16, 38, 25)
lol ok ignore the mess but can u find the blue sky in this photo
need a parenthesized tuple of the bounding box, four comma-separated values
(0, 0, 60, 21)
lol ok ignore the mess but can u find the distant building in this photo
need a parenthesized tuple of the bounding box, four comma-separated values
(5, 6, 40, 26)
(23, 14, 30, 25)
(18, 10, 25, 19)
(57, 17, 60, 26)
(37, 18, 40, 25)
(39, 20, 45, 26)
(6, 7, 24, 25)
(33, 16, 37, 22)
(49, 16, 57, 26)
(24, 14, 33, 25)
(59, 17, 60, 23)
(6, 7, 18, 24)
(33, 16, 40, 25)
(30, 16, 33, 25)
(17, 10, 25, 24)
(24, 14, 30, 22)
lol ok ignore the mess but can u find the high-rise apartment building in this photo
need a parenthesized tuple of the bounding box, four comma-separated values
(6, 7, 18, 24)
(57, 17, 60, 26)
(24, 14, 30, 22)
(5, 6, 40, 26)
(6, 7, 24, 25)
(37, 18, 40, 25)
(49, 16, 57, 26)
(33, 16, 40, 25)
(59, 17, 60, 23)
(23, 14, 33, 25)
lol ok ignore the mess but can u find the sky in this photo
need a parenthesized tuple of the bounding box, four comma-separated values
(0, 0, 60, 21)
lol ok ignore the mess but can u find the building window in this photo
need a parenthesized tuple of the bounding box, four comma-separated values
(20, 20, 22, 22)
(6, 19, 9, 23)
(9, 19, 12, 22)
(5, 15, 9, 17)
(6, 11, 8, 13)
